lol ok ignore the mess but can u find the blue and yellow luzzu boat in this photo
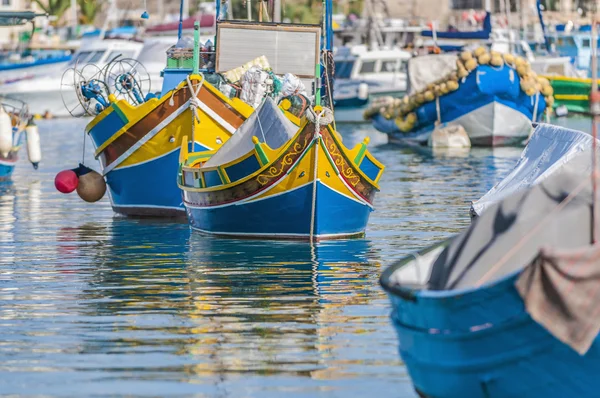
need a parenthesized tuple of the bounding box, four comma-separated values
(86, 73, 254, 217)
(178, 98, 384, 240)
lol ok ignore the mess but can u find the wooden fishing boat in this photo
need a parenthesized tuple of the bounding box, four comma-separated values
(85, 70, 253, 217)
(0, 97, 39, 180)
(365, 50, 550, 147)
(543, 75, 598, 114)
(178, 99, 384, 240)
(0, 11, 44, 180)
(380, 124, 600, 398)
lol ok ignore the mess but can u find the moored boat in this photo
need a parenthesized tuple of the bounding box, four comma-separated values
(333, 47, 412, 123)
(178, 99, 384, 240)
(471, 123, 600, 217)
(0, 97, 40, 180)
(380, 157, 600, 397)
(79, 25, 255, 217)
(543, 75, 598, 114)
(365, 50, 550, 146)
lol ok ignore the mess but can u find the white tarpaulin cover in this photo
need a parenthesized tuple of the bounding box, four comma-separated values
(471, 123, 600, 216)
(408, 53, 458, 94)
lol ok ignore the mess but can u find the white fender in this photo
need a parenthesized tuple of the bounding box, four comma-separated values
(0, 107, 12, 157)
(357, 83, 369, 100)
(26, 119, 41, 168)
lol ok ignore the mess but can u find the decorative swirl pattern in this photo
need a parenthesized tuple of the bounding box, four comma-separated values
(257, 141, 304, 186)
(325, 137, 360, 187)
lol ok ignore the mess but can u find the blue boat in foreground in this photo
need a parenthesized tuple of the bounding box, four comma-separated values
(380, 125, 600, 397)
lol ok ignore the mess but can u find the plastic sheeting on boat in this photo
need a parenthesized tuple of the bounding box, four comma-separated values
(471, 123, 600, 216)
(202, 97, 297, 169)
(387, 169, 592, 291)
(407, 53, 457, 94)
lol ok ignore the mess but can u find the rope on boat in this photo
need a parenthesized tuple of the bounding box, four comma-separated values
(186, 74, 205, 147)
(305, 106, 334, 126)
(305, 106, 333, 241)
(532, 91, 539, 122)
(321, 51, 337, 132)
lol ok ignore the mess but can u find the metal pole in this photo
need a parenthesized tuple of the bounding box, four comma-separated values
(247, 0, 252, 20)
(273, 0, 281, 22)
(70, 0, 77, 28)
(591, 9, 599, 244)
(177, 0, 184, 40)
(193, 21, 200, 75)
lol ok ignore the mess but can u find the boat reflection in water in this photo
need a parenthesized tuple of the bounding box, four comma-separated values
(66, 217, 388, 392)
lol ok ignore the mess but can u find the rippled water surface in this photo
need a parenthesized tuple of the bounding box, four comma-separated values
(0, 117, 586, 397)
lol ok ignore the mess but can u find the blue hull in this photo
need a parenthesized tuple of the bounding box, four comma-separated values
(371, 65, 547, 146)
(105, 148, 195, 217)
(385, 266, 600, 397)
(0, 162, 15, 180)
(185, 181, 372, 239)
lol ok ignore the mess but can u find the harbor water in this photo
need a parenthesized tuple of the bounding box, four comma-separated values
(0, 117, 584, 397)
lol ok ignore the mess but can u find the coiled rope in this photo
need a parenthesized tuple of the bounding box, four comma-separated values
(305, 106, 334, 241)
(185, 74, 204, 146)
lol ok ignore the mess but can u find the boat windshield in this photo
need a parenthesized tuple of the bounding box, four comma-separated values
(106, 50, 137, 62)
(335, 60, 354, 79)
(88, 51, 105, 63)
(68, 51, 93, 65)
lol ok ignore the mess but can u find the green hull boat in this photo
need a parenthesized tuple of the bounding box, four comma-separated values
(543, 76, 595, 114)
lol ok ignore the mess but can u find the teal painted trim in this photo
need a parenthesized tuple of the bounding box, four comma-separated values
(111, 104, 129, 124)
(254, 144, 269, 166)
(353, 144, 367, 165)
(193, 21, 200, 75)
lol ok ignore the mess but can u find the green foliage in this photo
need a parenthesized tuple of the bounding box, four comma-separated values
(78, 0, 105, 24)
(32, 0, 71, 24)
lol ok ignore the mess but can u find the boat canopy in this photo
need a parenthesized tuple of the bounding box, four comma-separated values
(421, 12, 491, 40)
(388, 166, 592, 293)
(407, 53, 457, 94)
(0, 11, 46, 26)
(472, 124, 599, 216)
(202, 97, 298, 169)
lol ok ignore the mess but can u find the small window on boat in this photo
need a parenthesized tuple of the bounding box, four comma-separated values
(184, 170, 195, 186)
(583, 38, 591, 48)
(381, 60, 399, 73)
(69, 51, 92, 65)
(546, 64, 565, 75)
(335, 60, 354, 79)
(88, 51, 105, 63)
(106, 50, 136, 62)
(359, 61, 376, 74)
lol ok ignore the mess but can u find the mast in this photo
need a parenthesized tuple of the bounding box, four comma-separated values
(177, 0, 184, 40)
(273, 0, 281, 23)
(536, 0, 551, 52)
(591, 6, 598, 243)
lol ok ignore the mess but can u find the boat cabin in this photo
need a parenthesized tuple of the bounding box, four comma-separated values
(334, 47, 411, 82)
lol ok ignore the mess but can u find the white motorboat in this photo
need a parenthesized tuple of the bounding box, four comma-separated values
(334, 46, 411, 123)
(0, 36, 143, 117)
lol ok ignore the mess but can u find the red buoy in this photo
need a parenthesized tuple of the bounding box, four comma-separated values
(55, 170, 79, 194)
